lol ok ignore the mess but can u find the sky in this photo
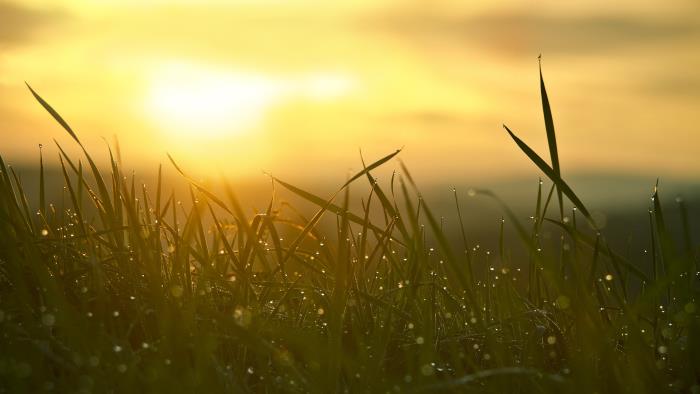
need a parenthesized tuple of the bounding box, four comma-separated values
(1, 0, 699, 185)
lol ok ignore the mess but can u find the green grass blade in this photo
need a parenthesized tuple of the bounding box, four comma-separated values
(341, 148, 401, 190)
(539, 61, 564, 220)
(38, 145, 46, 216)
(503, 124, 593, 224)
(272, 176, 392, 240)
(167, 153, 232, 216)
(26, 83, 81, 144)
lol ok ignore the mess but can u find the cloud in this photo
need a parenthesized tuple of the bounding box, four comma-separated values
(363, 8, 700, 56)
(0, 1, 66, 46)
(642, 75, 700, 98)
(387, 110, 464, 126)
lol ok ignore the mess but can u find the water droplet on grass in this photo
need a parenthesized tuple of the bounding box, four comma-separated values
(170, 285, 184, 298)
(42, 313, 55, 327)
(555, 295, 570, 310)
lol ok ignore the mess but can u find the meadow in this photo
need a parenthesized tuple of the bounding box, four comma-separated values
(0, 69, 698, 393)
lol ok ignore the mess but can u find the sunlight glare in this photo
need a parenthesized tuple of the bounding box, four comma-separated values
(303, 73, 355, 100)
(148, 63, 285, 139)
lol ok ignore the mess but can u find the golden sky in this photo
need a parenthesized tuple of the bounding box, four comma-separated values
(1, 0, 699, 183)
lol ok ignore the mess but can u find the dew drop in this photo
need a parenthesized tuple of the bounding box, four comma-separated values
(555, 295, 570, 310)
(42, 313, 55, 327)
(685, 303, 696, 314)
(170, 285, 184, 298)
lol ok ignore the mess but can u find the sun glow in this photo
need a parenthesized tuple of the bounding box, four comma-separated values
(148, 63, 286, 139)
(147, 63, 356, 140)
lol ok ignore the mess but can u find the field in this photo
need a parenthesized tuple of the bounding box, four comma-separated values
(1, 71, 698, 393)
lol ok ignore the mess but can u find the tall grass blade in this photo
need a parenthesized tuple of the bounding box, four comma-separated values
(539, 61, 564, 220)
(26, 83, 81, 144)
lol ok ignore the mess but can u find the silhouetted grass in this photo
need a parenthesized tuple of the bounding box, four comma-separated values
(0, 68, 698, 393)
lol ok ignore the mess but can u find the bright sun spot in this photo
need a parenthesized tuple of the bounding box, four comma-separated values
(148, 62, 356, 139)
(148, 63, 283, 139)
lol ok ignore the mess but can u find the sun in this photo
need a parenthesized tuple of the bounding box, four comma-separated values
(147, 63, 285, 139)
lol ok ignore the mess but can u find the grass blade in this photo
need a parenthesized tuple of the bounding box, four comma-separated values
(539, 60, 564, 220)
(503, 124, 592, 224)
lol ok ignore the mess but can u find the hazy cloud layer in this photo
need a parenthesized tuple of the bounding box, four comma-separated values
(643, 75, 700, 98)
(365, 9, 700, 55)
(0, 1, 65, 45)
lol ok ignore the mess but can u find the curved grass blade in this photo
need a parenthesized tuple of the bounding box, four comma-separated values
(166, 153, 233, 216)
(26, 83, 81, 145)
(276, 150, 402, 271)
(503, 124, 593, 225)
(271, 176, 392, 241)
(341, 148, 401, 190)
(27, 83, 117, 222)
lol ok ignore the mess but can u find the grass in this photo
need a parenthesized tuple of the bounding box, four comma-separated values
(0, 68, 698, 393)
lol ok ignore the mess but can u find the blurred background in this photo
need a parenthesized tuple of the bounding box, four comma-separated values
(1, 0, 699, 222)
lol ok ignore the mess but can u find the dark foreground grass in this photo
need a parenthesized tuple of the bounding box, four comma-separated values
(1, 68, 698, 393)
